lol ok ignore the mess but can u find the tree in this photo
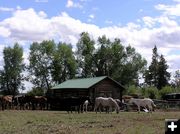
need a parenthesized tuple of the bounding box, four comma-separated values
(145, 46, 170, 89)
(76, 33, 147, 86)
(145, 46, 159, 87)
(26, 87, 44, 96)
(172, 70, 180, 88)
(0, 43, 24, 95)
(94, 35, 112, 76)
(157, 55, 170, 89)
(51, 43, 77, 83)
(118, 45, 147, 86)
(76, 32, 95, 77)
(28, 40, 56, 92)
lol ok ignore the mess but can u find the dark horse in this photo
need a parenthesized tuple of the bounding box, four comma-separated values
(13, 95, 47, 110)
(48, 96, 90, 113)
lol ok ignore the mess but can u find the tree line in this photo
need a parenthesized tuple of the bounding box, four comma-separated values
(0, 32, 178, 97)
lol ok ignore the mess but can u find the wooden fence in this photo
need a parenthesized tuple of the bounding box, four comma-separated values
(123, 99, 180, 112)
(153, 99, 180, 111)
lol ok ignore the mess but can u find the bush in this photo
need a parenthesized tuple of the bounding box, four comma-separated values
(159, 86, 175, 99)
(126, 85, 141, 96)
(142, 86, 159, 99)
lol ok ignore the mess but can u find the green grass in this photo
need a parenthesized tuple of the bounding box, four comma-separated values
(0, 110, 180, 134)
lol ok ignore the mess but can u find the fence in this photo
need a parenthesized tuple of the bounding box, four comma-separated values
(153, 99, 180, 111)
(123, 99, 180, 112)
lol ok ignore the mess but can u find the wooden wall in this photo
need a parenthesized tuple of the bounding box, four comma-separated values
(53, 89, 89, 98)
(89, 78, 123, 100)
(50, 78, 123, 100)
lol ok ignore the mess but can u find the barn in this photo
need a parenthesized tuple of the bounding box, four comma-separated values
(48, 76, 125, 101)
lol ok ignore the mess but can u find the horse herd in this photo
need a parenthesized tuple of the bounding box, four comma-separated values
(0, 95, 47, 110)
(0, 95, 156, 113)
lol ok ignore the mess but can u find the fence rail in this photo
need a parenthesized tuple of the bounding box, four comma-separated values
(153, 99, 180, 110)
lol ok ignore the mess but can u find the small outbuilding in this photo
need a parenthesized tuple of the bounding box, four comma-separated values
(49, 76, 125, 101)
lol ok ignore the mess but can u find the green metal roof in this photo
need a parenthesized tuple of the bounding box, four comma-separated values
(52, 76, 108, 89)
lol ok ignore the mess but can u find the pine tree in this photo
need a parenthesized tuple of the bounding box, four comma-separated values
(157, 55, 170, 89)
(145, 46, 170, 89)
(145, 46, 159, 87)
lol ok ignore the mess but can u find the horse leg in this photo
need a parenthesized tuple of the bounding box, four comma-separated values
(138, 106, 140, 113)
(148, 105, 152, 113)
(86, 104, 88, 113)
(94, 104, 98, 113)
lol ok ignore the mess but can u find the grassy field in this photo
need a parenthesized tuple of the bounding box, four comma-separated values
(0, 110, 180, 134)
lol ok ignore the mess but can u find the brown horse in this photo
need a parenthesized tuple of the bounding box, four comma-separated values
(1, 95, 13, 110)
(32, 96, 47, 110)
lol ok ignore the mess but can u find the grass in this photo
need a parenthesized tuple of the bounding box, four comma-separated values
(0, 110, 180, 134)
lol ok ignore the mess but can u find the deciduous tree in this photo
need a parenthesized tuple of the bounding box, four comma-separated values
(0, 43, 24, 95)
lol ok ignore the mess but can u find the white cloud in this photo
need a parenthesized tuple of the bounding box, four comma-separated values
(89, 14, 95, 19)
(0, 6, 180, 74)
(16, 6, 22, 10)
(173, 0, 180, 3)
(66, 0, 73, 7)
(0, 8, 52, 41)
(155, 3, 180, 16)
(0, 7, 14, 12)
(142, 16, 155, 28)
(66, 0, 83, 8)
(0, 26, 11, 37)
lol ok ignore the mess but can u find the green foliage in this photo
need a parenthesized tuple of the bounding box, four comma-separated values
(51, 43, 77, 83)
(157, 55, 170, 89)
(142, 86, 159, 99)
(76, 33, 147, 86)
(172, 70, 180, 88)
(159, 86, 175, 99)
(0, 43, 24, 95)
(125, 85, 141, 95)
(76, 32, 95, 77)
(145, 46, 170, 89)
(26, 87, 44, 96)
(29, 40, 56, 90)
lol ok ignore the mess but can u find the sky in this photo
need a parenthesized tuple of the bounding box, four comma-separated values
(0, 0, 180, 91)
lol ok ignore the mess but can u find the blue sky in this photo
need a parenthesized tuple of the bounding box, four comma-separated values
(0, 0, 180, 91)
(0, 0, 176, 26)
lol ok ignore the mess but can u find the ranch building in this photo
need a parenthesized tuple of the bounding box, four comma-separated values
(48, 76, 125, 101)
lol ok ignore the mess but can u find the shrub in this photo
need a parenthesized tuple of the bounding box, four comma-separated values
(141, 86, 159, 99)
(159, 86, 175, 99)
(126, 85, 141, 96)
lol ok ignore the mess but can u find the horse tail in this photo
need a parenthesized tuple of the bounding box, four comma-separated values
(151, 101, 156, 108)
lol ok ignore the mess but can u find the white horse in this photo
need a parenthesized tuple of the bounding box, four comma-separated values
(83, 100, 89, 113)
(94, 97, 120, 114)
(129, 98, 156, 113)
